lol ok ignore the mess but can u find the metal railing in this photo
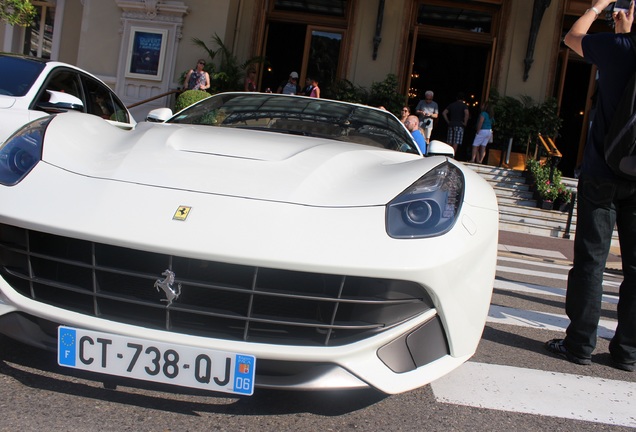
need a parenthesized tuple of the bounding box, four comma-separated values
(126, 89, 182, 109)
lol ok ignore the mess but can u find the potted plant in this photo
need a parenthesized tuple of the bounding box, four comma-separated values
(525, 158, 542, 186)
(536, 179, 559, 209)
(554, 186, 573, 212)
(489, 91, 562, 170)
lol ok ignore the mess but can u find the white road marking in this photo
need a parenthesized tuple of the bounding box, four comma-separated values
(496, 265, 622, 288)
(498, 255, 571, 270)
(462, 247, 631, 427)
(431, 362, 636, 428)
(487, 304, 617, 339)
(498, 244, 567, 260)
(493, 279, 619, 304)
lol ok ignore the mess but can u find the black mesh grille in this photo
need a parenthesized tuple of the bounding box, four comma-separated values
(0, 223, 433, 346)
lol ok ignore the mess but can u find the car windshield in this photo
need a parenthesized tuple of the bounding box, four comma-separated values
(168, 93, 420, 154)
(0, 56, 46, 97)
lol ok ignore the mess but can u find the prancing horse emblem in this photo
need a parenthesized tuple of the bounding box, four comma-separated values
(154, 269, 181, 306)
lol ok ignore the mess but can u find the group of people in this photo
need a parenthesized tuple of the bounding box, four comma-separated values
(184, 61, 321, 98)
(401, 90, 493, 162)
(276, 72, 321, 97)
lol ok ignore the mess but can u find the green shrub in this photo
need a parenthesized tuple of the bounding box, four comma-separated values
(328, 74, 406, 116)
(174, 90, 211, 112)
(327, 79, 368, 104)
(527, 157, 567, 202)
(367, 74, 406, 116)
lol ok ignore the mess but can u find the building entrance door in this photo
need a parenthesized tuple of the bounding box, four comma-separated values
(405, 1, 500, 160)
(261, 21, 344, 97)
(409, 37, 491, 159)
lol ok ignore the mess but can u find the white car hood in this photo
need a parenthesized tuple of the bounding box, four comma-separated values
(0, 96, 16, 109)
(41, 113, 445, 207)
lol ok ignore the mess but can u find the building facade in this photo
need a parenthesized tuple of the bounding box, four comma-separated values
(0, 0, 603, 176)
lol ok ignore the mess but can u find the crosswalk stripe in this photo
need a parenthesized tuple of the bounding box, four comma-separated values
(496, 265, 622, 288)
(431, 362, 636, 428)
(498, 255, 572, 270)
(498, 244, 567, 260)
(487, 304, 617, 338)
(456, 248, 632, 428)
(493, 278, 620, 304)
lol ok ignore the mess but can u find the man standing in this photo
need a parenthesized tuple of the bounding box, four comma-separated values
(545, 0, 636, 373)
(277, 71, 301, 95)
(404, 115, 426, 155)
(442, 93, 469, 154)
(415, 90, 439, 143)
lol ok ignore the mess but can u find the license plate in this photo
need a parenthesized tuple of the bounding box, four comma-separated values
(57, 326, 256, 396)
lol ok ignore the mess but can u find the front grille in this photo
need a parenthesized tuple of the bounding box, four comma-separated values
(0, 224, 433, 346)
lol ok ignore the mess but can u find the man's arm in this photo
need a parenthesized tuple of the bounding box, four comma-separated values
(564, 1, 617, 56)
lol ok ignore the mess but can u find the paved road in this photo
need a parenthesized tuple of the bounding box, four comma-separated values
(1, 231, 634, 431)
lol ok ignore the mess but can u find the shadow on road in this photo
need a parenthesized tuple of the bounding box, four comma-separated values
(0, 335, 387, 417)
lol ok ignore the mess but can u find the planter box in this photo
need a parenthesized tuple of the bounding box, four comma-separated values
(537, 199, 554, 210)
(554, 199, 571, 212)
(486, 149, 527, 170)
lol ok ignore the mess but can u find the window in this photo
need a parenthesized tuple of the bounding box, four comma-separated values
(273, 0, 347, 17)
(23, 1, 56, 59)
(84, 77, 129, 124)
(417, 4, 493, 34)
(0, 56, 46, 97)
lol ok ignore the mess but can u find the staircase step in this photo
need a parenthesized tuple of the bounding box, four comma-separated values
(464, 162, 619, 248)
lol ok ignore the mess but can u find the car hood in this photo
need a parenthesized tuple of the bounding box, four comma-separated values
(41, 113, 451, 207)
(0, 96, 16, 109)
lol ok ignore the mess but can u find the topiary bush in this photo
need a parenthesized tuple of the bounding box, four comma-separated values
(174, 90, 211, 112)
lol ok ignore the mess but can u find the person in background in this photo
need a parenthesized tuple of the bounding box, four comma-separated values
(442, 92, 469, 154)
(309, 78, 320, 98)
(400, 106, 411, 124)
(415, 90, 439, 143)
(244, 68, 257, 92)
(184, 59, 210, 91)
(544, 0, 636, 373)
(404, 115, 426, 155)
(469, 102, 493, 164)
(277, 71, 301, 95)
(302, 77, 314, 96)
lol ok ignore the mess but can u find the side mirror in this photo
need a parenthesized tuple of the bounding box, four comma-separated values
(146, 107, 173, 123)
(35, 90, 84, 113)
(427, 140, 455, 157)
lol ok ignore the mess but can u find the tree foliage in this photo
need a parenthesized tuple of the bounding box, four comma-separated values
(190, 34, 265, 93)
(0, 0, 36, 27)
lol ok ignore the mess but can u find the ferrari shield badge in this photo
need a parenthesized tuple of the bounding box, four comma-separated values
(173, 206, 191, 221)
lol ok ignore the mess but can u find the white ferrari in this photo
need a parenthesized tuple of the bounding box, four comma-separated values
(0, 92, 498, 395)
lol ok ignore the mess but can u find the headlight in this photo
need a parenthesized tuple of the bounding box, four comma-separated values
(0, 116, 52, 186)
(386, 161, 464, 238)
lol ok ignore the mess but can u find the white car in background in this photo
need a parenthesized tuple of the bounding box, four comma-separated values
(0, 92, 498, 395)
(0, 52, 135, 143)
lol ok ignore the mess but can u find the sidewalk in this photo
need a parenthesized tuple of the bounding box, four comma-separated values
(498, 230, 622, 273)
